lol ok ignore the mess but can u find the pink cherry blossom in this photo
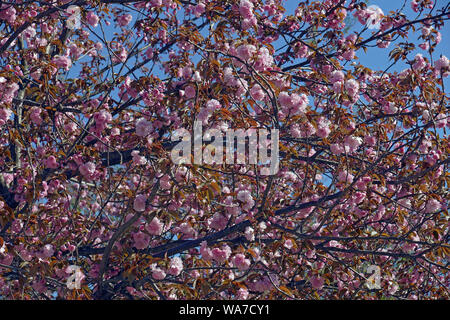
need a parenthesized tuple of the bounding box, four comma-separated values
(86, 11, 99, 27)
(211, 245, 231, 263)
(0, 6, 16, 23)
(133, 231, 150, 249)
(79, 162, 96, 178)
(425, 199, 442, 213)
(236, 288, 249, 299)
(135, 118, 153, 137)
(232, 254, 251, 270)
(146, 217, 163, 235)
(151, 266, 166, 280)
(236, 44, 257, 61)
(310, 275, 324, 290)
(52, 55, 72, 70)
(133, 194, 147, 212)
(117, 14, 132, 27)
(193, 3, 206, 18)
(434, 55, 449, 77)
(167, 257, 183, 276)
(184, 85, 196, 99)
(413, 53, 427, 70)
(44, 156, 58, 169)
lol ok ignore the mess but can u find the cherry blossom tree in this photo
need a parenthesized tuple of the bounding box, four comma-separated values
(0, 0, 449, 300)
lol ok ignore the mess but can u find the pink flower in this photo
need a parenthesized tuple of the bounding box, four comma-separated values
(425, 199, 442, 213)
(284, 239, 294, 250)
(44, 156, 59, 169)
(160, 175, 171, 190)
(79, 162, 96, 178)
(1, 82, 19, 104)
(413, 53, 427, 70)
(133, 194, 147, 212)
(342, 49, 355, 61)
(193, 3, 206, 18)
(250, 84, 265, 100)
(346, 34, 357, 44)
(434, 55, 449, 77)
(209, 213, 228, 230)
(52, 55, 72, 71)
(422, 26, 431, 36)
(0, 6, 16, 24)
(247, 275, 276, 292)
(184, 85, 196, 99)
(135, 118, 153, 137)
(116, 47, 128, 63)
(295, 43, 309, 58)
(344, 135, 362, 153)
(255, 47, 273, 70)
(364, 135, 376, 146)
(236, 288, 249, 300)
(411, 0, 419, 12)
(316, 117, 331, 138)
(23, 26, 36, 39)
(355, 176, 371, 191)
(193, 71, 201, 82)
(435, 31, 441, 44)
(278, 91, 291, 107)
(151, 0, 162, 7)
(279, 92, 308, 115)
(200, 241, 213, 260)
(236, 44, 257, 61)
(237, 189, 252, 202)
(131, 150, 146, 166)
(206, 99, 221, 111)
(419, 42, 429, 51)
(32, 279, 47, 294)
(232, 254, 251, 271)
(117, 14, 132, 27)
(180, 66, 192, 79)
(110, 127, 120, 136)
(42, 244, 54, 258)
(167, 257, 183, 276)
(86, 11, 99, 27)
(239, 0, 254, 19)
(330, 143, 344, 155)
(310, 275, 324, 290)
(94, 110, 112, 131)
(145, 47, 153, 59)
(152, 266, 166, 280)
(435, 113, 447, 128)
(330, 70, 345, 83)
(345, 79, 359, 98)
(30, 107, 43, 125)
(146, 217, 163, 235)
(383, 102, 398, 114)
(352, 191, 366, 204)
(211, 245, 231, 263)
(337, 170, 354, 184)
(0, 108, 12, 126)
(133, 231, 150, 249)
(244, 227, 255, 241)
(306, 250, 316, 259)
(69, 43, 83, 60)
